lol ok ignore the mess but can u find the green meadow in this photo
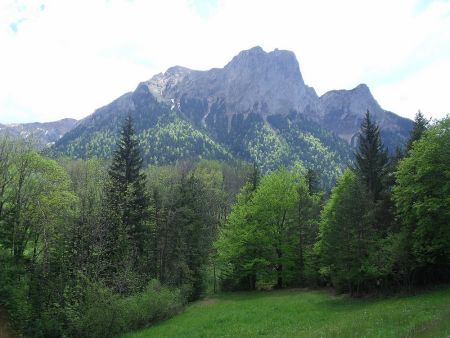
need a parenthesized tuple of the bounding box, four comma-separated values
(123, 287, 450, 338)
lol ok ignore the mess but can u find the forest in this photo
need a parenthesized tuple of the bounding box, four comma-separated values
(0, 111, 449, 337)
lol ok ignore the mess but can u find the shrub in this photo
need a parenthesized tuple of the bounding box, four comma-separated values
(73, 280, 183, 338)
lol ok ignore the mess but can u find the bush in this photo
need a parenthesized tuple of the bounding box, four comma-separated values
(73, 280, 183, 338)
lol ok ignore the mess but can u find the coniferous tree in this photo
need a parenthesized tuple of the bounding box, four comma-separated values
(305, 168, 320, 194)
(406, 110, 429, 152)
(354, 111, 389, 201)
(249, 162, 260, 192)
(318, 170, 380, 295)
(104, 116, 150, 287)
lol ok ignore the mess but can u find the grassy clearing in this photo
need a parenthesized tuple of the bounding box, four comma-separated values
(122, 287, 450, 338)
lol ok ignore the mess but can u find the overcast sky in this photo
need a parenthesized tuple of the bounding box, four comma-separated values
(1, 0, 449, 123)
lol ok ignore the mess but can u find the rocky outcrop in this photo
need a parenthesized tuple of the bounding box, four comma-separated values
(317, 84, 412, 148)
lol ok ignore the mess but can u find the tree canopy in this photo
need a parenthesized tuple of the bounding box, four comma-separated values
(394, 116, 450, 283)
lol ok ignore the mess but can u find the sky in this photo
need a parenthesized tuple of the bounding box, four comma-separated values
(0, 0, 449, 124)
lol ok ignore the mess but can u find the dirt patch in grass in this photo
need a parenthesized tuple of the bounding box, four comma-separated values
(198, 298, 219, 306)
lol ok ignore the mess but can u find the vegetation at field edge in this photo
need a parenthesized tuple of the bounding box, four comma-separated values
(122, 287, 450, 338)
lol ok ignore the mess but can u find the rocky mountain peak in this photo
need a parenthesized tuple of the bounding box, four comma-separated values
(353, 83, 370, 93)
(145, 46, 317, 118)
(225, 46, 306, 86)
(145, 65, 192, 101)
(319, 83, 380, 116)
(318, 83, 411, 147)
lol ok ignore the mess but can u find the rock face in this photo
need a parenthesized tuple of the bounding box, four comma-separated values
(317, 84, 412, 148)
(0, 118, 77, 148)
(143, 46, 412, 150)
(145, 46, 318, 124)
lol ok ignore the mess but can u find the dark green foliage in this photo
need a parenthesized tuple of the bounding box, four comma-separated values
(0, 258, 32, 334)
(354, 111, 389, 201)
(71, 280, 183, 338)
(406, 110, 429, 152)
(317, 170, 383, 295)
(144, 160, 249, 300)
(0, 136, 201, 337)
(103, 116, 151, 292)
(165, 174, 214, 299)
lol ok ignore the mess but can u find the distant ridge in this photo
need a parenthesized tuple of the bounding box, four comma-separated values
(0, 118, 77, 148)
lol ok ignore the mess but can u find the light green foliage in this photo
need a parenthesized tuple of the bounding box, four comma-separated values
(0, 139, 78, 260)
(245, 123, 290, 172)
(140, 116, 233, 165)
(1, 112, 449, 338)
(61, 158, 108, 277)
(54, 113, 233, 165)
(216, 167, 321, 290)
(123, 287, 450, 338)
(284, 130, 348, 189)
(61, 130, 116, 159)
(394, 117, 450, 280)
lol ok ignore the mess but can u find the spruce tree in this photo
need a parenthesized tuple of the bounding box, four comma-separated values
(354, 111, 388, 201)
(406, 110, 429, 151)
(106, 115, 149, 279)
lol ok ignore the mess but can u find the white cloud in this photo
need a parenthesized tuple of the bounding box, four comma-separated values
(0, 0, 449, 123)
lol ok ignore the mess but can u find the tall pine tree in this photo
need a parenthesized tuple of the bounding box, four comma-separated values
(354, 111, 389, 201)
(105, 115, 150, 287)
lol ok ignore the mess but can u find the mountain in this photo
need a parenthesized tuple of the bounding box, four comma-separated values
(146, 47, 318, 121)
(51, 46, 413, 188)
(316, 84, 412, 150)
(144, 46, 411, 151)
(0, 118, 77, 148)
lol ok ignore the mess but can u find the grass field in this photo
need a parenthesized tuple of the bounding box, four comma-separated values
(123, 287, 450, 338)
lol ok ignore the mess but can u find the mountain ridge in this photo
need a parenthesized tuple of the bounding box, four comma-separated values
(141, 46, 411, 150)
(0, 118, 77, 147)
(47, 46, 412, 188)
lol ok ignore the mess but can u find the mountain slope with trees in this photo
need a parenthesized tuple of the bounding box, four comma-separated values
(50, 47, 413, 189)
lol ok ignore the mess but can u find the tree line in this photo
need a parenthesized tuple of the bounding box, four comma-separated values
(0, 111, 448, 337)
(216, 111, 449, 295)
(0, 116, 251, 337)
